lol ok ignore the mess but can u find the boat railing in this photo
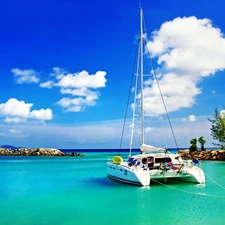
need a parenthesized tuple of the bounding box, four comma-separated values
(107, 157, 112, 162)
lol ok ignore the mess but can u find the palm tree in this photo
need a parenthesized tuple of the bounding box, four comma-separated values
(198, 136, 206, 151)
(189, 138, 197, 152)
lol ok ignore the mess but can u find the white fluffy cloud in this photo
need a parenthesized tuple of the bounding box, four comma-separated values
(8, 129, 22, 135)
(147, 16, 225, 75)
(57, 96, 96, 112)
(0, 98, 32, 117)
(12, 68, 40, 84)
(220, 110, 225, 117)
(0, 98, 53, 122)
(12, 66, 107, 113)
(60, 87, 98, 99)
(4, 117, 26, 123)
(143, 16, 225, 115)
(29, 108, 53, 120)
(11, 65, 107, 113)
(181, 114, 197, 123)
(40, 80, 55, 89)
(40, 68, 107, 112)
(142, 72, 201, 114)
(56, 70, 106, 89)
(189, 115, 197, 122)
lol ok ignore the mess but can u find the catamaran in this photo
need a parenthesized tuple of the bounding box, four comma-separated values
(107, 7, 205, 186)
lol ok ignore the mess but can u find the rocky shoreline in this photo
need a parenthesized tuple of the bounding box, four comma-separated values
(1, 148, 224, 160)
(0, 148, 84, 157)
(178, 149, 225, 161)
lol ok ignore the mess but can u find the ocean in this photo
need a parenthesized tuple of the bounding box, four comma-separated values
(0, 149, 225, 225)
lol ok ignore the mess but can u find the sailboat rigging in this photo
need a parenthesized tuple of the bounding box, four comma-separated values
(107, 7, 205, 186)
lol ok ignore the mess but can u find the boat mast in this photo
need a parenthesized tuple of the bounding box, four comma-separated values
(140, 7, 144, 145)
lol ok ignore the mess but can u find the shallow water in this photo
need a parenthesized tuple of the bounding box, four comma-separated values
(0, 152, 225, 225)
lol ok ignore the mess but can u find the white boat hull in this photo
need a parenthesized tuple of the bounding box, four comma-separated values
(149, 166, 205, 183)
(107, 160, 205, 186)
(107, 162, 150, 186)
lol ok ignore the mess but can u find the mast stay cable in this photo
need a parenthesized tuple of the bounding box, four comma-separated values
(142, 25, 179, 150)
(119, 43, 140, 153)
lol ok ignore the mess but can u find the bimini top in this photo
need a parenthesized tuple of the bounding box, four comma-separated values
(140, 144, 166, 153)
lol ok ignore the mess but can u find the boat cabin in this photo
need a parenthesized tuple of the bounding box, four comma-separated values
(128, 155, 174, 170)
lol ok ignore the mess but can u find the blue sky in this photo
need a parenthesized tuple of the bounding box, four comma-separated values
(0, 0, 225, 149)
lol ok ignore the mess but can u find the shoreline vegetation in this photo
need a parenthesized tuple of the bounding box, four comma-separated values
(0, 148, 84, 157)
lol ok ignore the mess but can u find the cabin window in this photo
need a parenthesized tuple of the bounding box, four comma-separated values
(142, 158, 147, 164)
(147, 157, 154, 163)
(155, 158, 171, 163)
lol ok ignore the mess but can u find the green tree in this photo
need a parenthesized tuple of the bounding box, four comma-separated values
(198, 136, 206, 151)
(208, 107, 225, 149)
(189, 138, 198, 152)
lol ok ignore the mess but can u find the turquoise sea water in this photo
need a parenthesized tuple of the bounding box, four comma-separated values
(1, 151, 225, 225)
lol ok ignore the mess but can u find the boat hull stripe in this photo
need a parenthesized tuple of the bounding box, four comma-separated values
(107, 174, 142, 186)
